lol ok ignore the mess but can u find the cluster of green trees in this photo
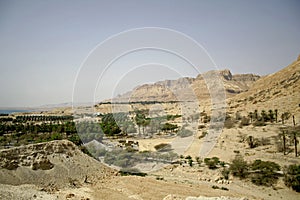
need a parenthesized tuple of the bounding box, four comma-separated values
(179, 154, 299, 192)
(100, 113, 122, 136)
(132, 110, 180, 136)
(96, 100, 180, 106)
(134, 111, 150, 135)
(0, 120, 107, 147)
(0, 121, 76, 135)
(229, 155, 300, 191)
(0, 110, 184, 149)
(14, 115, 73, 122)
(223, 109, 293, 128)
(246, 109, 293, 126)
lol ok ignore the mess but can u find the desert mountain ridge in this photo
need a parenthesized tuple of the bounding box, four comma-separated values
(105, 69, 260, 103)
(93, 56, 300, 118)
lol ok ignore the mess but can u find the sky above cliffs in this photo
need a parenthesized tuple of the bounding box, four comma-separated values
(0, 0, 299, 107)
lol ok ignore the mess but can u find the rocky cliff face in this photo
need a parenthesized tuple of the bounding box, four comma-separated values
(110, 69, 260, 103)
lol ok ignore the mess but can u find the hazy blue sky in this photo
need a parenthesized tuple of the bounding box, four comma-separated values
(0, 0, 299, 107)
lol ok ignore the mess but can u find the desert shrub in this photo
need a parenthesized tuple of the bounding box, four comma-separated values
(219, 161, 226, 167)
(161, 123, 178, 132)
(177, 128, 193, 138)
(154, 143, 172, 152)
(212, 185, 229, 191)
(250, 160, 280, 186)
(119, 168, 147, 177)
(284, 164, 300, 192)
(198, 125, 206, 129)
(204, 157, 220, 169)
(221, 187, 229, 191)
(229, 155, 248, 179)
(198, 131, 207, 139)
(247, 136, 259, 148)
(212, 185, 219, 189)
(50, 132, 63, 140)
(185, 155, 192, 160)
(221, 168, 230, 180)
(202, 115, 210, 123)
(233, 150, 240, 154)
(195, 156, 202, 165)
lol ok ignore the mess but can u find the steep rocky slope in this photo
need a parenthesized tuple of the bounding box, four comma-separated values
(228, 57, 300, 116)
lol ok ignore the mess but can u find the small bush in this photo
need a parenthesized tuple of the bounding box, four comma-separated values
(212, 185, 229, 191)
(154, 143, 172, 152)
(204, 157, 220, 169)
(195, 156, 202, 165)
(250, 160, 280, 186)
(247, 136, 259, 148)
(198, 125, 206, 129)
(229, 155, 248, 179)
(119, 168, 147, 177)
(221, 187, 229, 191)
(199, 131, 207, 139)
(212, 185, 219, 189)
(221, 168, 230, 180)
(284, 164, 300, 192)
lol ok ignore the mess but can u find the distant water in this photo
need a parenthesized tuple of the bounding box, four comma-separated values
(0, 109, 33, 114)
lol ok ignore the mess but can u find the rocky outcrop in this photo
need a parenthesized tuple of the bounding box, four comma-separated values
(219, 69, 233, 81)
(0, 140, 76, 170)
(232, 74, 260, 82)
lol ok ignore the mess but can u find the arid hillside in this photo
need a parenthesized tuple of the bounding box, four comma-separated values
(0, 140, 116, 199)
(228, 57, 300, 117)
